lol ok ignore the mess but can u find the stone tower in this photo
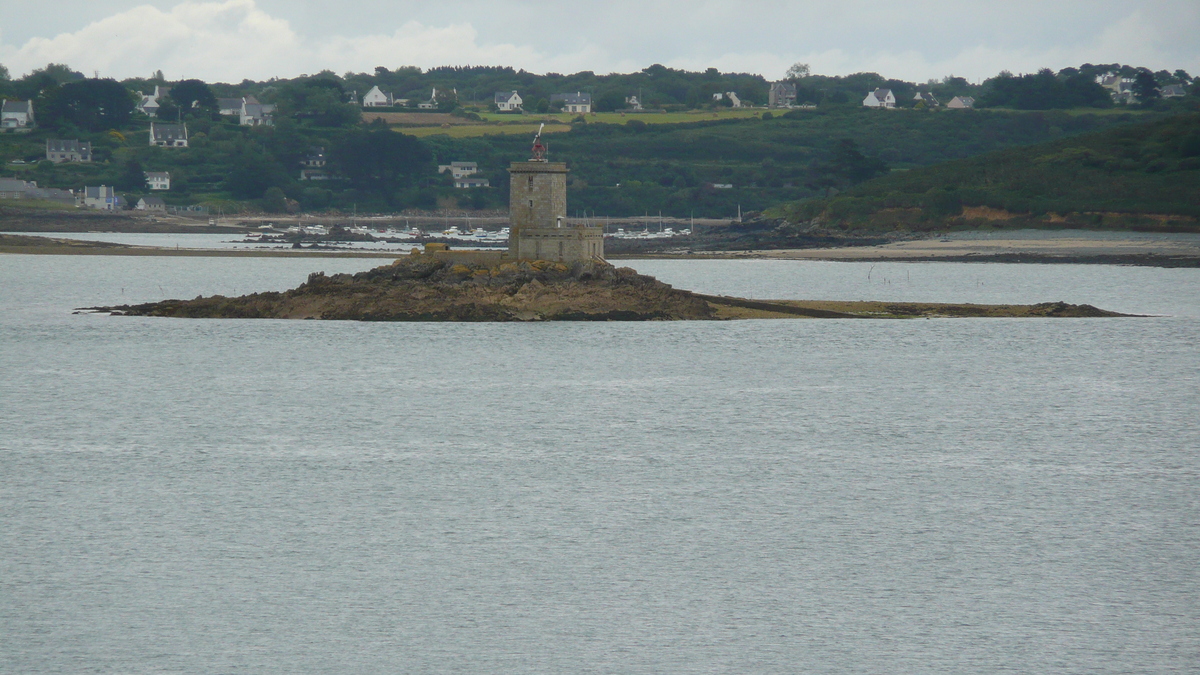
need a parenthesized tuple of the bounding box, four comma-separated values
(506, 128, 604, 262)
(508, 161, 568, 231)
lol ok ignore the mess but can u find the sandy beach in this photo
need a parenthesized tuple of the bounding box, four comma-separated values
(753, 230, 1200, 266)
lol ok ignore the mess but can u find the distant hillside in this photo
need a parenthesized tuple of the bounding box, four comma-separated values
(768, 113, 1200, 232)
(425, 107, 1167, 218)
(2, 105, 1165, 218)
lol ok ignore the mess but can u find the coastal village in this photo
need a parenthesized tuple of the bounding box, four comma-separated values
(4, 6, 1200, 675)
(0, 63, 1192, 223)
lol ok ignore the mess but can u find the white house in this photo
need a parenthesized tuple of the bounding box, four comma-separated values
(362, 85, 394, 107)
(438, 161, 479, 179)
(0, 178, 72, 204)
(1160, 84, 1188, 98)
(494, 90, 522, 112)
(1, 100, 35, 131)
(217, 97, 245, 116)
(1099, 74, 1133, 94)
(239, 101, 275, 126)
(862, 89, 896, 108)
(418, 88, 440, 110)
(302, 147, 326, 168)
(1098, 74, 1139, 104)
(625, 95, 644, 111)
(551, 92, 592, 113)
(0, 177, 34, 199)
(83, 186, 119, 210)
(913, 92, 940, 107)
(26, 185, 75, 205)
(137, 196, 167, 211)
(150, 122, 188, 147)
(144, 171, 171, 190)
(46, 139, 91, 163)
(713, 92, 743, 107)
(137, 85, 171, 117)
(946, 96, 975, 109)
(454, 178, 490, 189)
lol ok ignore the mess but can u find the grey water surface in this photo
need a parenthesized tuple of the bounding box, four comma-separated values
(2, 255, 1198, 673)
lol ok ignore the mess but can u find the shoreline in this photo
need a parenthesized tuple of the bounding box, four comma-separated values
(5, 232, 1200, 267)
(77, 255, 1136, 322)
(754, 234, 1200, 267)
(621, 251, 1200, 267)
(697, 297, 1138, 320)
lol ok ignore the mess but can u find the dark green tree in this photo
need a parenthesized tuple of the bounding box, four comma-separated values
(807, 138, 889, 194)
(269, 78, 360, 127)
(224, 146, 288, 199)
(260, 186, 289, 212)
(13, 72, 59, 100)
(156, 101, 181, 121)
(42, 79, 135, 130)
(1131, 71, 1160, 103)
(170, 79, 218, 113)
(594, 90, 627, 112)
(832, 138, 888, 184)
(24, 63, 85, 86)
(330, 129, 432, 192)
(115, 159, 146, 191)
(979, 68, 1109, 109)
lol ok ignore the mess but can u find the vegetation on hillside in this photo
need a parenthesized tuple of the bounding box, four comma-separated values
(767, 113, 1200, 232)
(420, 107, 1172, 218)
(1, 60, 1196, 217)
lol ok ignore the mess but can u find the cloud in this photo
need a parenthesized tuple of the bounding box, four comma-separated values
(1, 1, 297, 80)
(1, 0, 1197, 83)
(0, 0, 607, 81)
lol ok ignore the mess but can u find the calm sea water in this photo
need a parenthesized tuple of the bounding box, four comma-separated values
(2, 255, 1198, 673)
(39, 232, 496, 252)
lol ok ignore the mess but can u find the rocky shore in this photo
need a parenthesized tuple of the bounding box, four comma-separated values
(87, 256, 1133, 322)
(95, 257, 716, 321)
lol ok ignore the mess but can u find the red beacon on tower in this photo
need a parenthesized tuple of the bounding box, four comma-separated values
(530, 123, 547, 161)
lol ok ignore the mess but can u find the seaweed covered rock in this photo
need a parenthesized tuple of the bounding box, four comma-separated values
(100, 258, 717, 322)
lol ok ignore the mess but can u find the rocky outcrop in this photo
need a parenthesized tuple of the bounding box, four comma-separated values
(100, 258, 717, 321)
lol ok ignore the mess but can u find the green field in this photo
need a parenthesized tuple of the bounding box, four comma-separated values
(396, 109, 782, 138)
(401, 106, 1150, 138)
(1042, 107, 1157, 117)
(398, 123, 574, 138)
(477, 109, 766, 125)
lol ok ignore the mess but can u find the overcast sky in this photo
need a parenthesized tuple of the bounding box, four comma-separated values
(2, 0, 1197, 83)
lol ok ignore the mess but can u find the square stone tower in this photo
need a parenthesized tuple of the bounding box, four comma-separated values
(507, 160, 604, 262)
(509, 161, 568, 230)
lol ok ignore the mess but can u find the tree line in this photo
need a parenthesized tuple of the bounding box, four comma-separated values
(0, 60, 1195, 217)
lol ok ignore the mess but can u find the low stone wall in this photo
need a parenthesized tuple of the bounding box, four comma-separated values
(511, 226, 604, 262)
(414, 249, 507, 267)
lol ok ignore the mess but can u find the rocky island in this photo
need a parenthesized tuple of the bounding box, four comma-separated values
(90, 255, 1129, 321)
(102, 257, 713, 321)
(80, 132, 1133, 322)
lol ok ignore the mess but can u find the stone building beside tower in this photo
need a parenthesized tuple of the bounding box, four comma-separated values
(506, 156, 604, 263)
(413, 126, 604, 265)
